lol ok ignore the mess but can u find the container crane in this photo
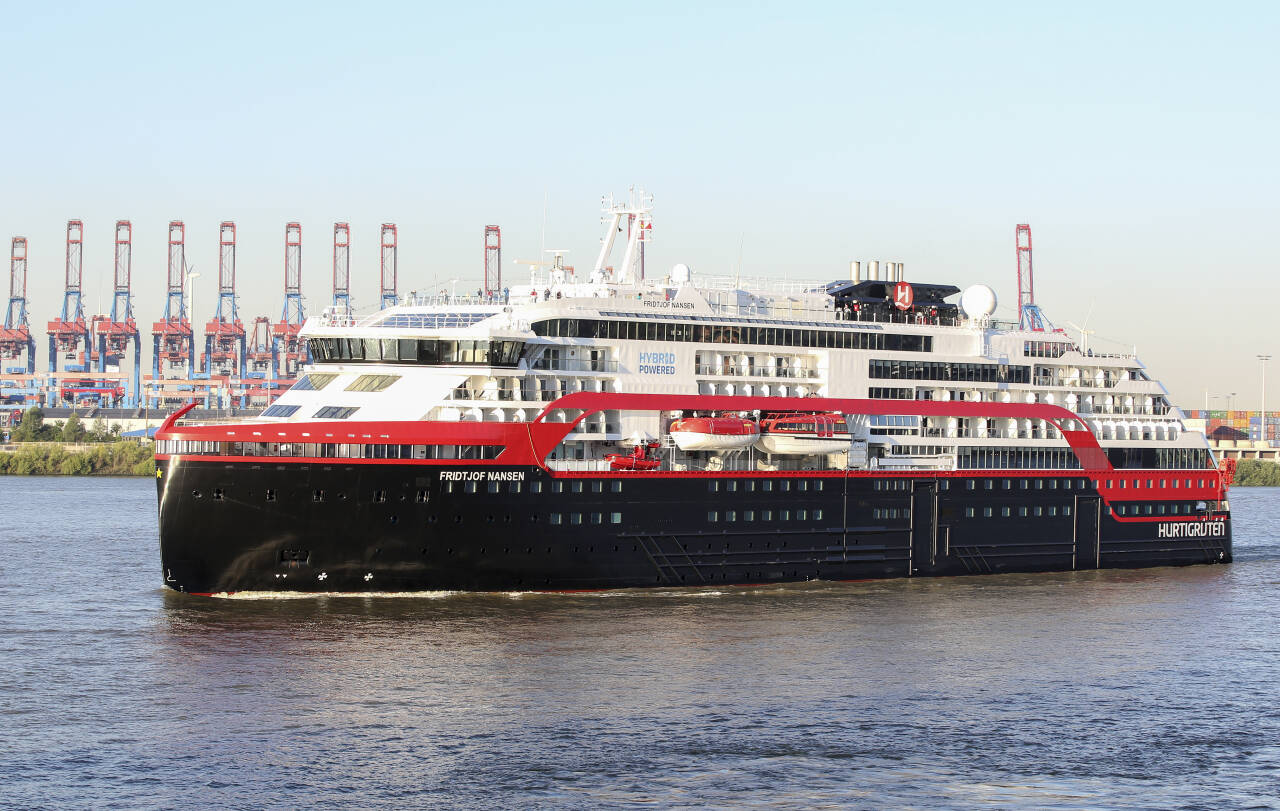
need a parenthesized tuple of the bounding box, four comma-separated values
(90, 220, 141, 406)
(333, 222, 350, 310)
(1016, 223, 1052, 332)
(381, 223, 397, 309)
(151, 221, 194, 379)
(1, 237, 34, 373)
(484, 225, 501, 296)
(47, 220, 93, 379)
(271, 222, 306, 379)
(203, 221, 246, 378)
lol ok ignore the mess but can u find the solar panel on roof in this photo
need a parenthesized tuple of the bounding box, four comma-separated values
(372, 312, 495, 329)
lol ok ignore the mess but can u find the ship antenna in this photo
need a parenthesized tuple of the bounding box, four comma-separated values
(736, 232, 745, 288)
(539, 190, 549, 265)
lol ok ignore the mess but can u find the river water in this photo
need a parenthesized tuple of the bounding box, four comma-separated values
(1, 477, 1278, 810)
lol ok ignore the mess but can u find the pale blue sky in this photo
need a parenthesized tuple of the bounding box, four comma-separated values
(1, 1, 1276, 405)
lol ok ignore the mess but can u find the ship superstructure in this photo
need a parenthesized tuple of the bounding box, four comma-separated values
(154, 192, 1231, 594)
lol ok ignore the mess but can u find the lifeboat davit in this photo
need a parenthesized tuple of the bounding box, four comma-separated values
(755, 413, 851, 455)
(669, 416, 759, 452)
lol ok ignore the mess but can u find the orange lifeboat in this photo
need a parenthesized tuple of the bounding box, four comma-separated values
(669, 416, 759, 452)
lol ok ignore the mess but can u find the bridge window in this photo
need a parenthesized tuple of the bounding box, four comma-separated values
(313, 406, 359, 419)
(261, 404, 300, 418)
(291, 373, 338, 391)
(346, 374, 400, 392)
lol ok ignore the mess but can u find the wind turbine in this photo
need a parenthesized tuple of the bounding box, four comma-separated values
(1066, 302, 1096, 355)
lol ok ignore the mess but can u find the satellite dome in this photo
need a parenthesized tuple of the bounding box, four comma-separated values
(671, 263, 692, 284)
(960, 284, 997, 318)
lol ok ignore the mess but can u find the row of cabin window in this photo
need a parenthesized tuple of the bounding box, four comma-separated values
(1108, 448, 1211, 470)
(548, 512, 624, 525)
(1103, 476, 1212, 489)
(708, 479, 826, 493)
(443, 479, 627, 494)
(157, 440, 501, 460)
(1111, 502, 1206, 516)
(941, 476, 1213, 491)
(531, 318, 933, 352)
(444, 480, 546, 494)
(869, 359, 1031, 383)
(963, 504, 1074, 518)
(941, 477, 1089, 491)
(873, 479, 912, 491)
(309, 337, 525, 367)
(868, 387, 914, 399)
(957, 448, 1082, 470)
(1024, 341, 1071, 358)
(707, 508, 824, 522)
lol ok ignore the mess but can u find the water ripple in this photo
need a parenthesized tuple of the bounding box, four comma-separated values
(0, 478, 1277, 809)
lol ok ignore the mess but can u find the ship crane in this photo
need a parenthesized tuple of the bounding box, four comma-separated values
(151, 221, 195, 381)
(1, 237, 34, 374)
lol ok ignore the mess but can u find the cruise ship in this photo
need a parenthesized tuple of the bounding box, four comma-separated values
(154, 192, 1232, 594)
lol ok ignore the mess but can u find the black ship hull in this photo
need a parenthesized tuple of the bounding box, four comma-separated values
(157, 459, 1232, 594)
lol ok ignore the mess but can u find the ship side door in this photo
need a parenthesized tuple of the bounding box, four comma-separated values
(1074, 496, 1101, 569)
(910, 480, 938, 575)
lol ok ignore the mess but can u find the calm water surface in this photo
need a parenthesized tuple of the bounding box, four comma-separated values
(1, 477, 1278, 810)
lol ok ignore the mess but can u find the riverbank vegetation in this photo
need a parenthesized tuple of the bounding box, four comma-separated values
(7, 407, 123, 443)
(0, 440, 155, 476)
(1230, 459, 1280, 487)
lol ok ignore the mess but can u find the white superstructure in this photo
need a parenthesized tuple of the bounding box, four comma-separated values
(253, 192, 1207, 474)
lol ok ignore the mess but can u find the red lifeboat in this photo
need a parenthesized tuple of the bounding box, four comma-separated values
(669, 416, 759, 452)
(605, 441, 662, 471)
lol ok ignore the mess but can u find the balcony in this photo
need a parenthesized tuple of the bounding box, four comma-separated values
(694, 364, 818, 379)
(530, 358, 618, 373)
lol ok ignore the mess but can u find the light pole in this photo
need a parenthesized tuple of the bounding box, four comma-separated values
(1260, 354, 1272, 442)
(187, 270, 201, 345)
(187, 269, 201, 382)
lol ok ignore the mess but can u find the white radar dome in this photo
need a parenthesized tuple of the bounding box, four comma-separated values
(960, 284, 997, 318)
(670, 263, 692, 285)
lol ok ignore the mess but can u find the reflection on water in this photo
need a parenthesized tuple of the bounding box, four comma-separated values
(2, 477, 1278, 809)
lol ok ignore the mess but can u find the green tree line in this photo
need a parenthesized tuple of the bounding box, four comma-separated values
(3, 407, 154, 475)
(0, 441, 155, 476)
(1230, 459, 1280, 487)
(7, 408, 124, 443)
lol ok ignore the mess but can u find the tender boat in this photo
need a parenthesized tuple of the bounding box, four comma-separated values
(605, 442, 663, 471)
